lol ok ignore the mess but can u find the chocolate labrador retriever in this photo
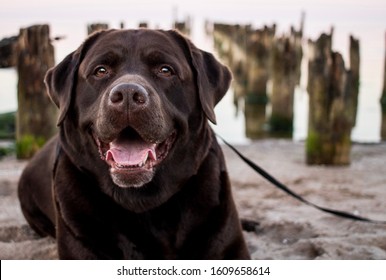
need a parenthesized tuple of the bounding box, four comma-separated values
(18, 29, 250, 259)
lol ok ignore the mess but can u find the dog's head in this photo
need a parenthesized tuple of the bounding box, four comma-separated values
(45, 29, 231, 211)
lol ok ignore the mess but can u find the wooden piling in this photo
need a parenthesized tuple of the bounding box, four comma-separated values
(16, 24, 57, 159)
(87, 23, 109, 35)
(213, 24, 249, 111)
(212, 23, 276, 138)
(294, 12, 305, 85)
(268, 15, 303, 138)
(174, 18, 191, 36)
(269, 27, 302, 138)
(270, 37, 296, 138)
(349, 35, 360, 126)
(0, 36, 18, 68)
(246, 26, 275, 103)
(244, 25, 275, 138)
(306, 32, 355, 165)
(381, 32, 386, 141)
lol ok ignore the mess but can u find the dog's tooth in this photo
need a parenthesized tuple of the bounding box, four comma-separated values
(114, 161, 151, 169)
(143, 153, 149, 165)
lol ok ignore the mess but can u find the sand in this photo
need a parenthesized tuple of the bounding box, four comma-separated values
(1, 139, 385, 259)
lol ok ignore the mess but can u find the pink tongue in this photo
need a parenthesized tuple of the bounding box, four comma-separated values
(106, 137, 156, 166)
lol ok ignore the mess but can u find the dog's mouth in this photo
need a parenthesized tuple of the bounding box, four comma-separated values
(93, 127, 176, 187)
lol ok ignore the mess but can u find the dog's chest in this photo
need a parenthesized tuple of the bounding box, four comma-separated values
(116, 213, 183, 259)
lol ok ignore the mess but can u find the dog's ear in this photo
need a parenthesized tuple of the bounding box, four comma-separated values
(44, 31, 105, 126)
(44, 51, 79, 126)
(169, 31, 232, 124)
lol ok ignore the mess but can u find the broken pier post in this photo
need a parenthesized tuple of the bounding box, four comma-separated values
(349, 35, 360, 127)
(16, 24, 57, 158)
(0, 36, 18, 68)
(269, 15, 303, 138)
(381, 32, 386, 141)
(306, 32, 357, 165)
(244, 25, 275, 139)
(87, 23, 109, 35)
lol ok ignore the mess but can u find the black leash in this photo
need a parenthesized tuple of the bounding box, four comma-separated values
(217, 135, 386, 225)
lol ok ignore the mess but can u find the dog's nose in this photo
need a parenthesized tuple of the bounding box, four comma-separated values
(109, 83, 149, 110)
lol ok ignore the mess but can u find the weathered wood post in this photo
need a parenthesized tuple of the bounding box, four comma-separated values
(294, 12, 305, 86)
(349, 35, 360, 126)
(212, 24, 275, 139)
(306, 31, 355, 165)
(87, 23, 109, 35)
(381, 32, 386, 140)
(244, 25, 276, 139)
(1, 36, 18, 143)
(174, 18, 191, 36)
(0, 36, 18, 67)
(16, 24, 57, 158)
(269, 16, 303, 138)
(213, 24, 249, 115)
(213, 24, 248, 107)
(269, 35, 298, 137)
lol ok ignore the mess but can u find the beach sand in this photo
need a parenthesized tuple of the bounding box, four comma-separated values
(1, 139, 385, 259)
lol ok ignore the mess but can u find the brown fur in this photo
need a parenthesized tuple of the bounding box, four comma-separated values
(18, 29, 250, 259)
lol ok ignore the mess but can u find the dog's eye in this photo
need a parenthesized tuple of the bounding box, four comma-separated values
(94, 66, 109, 78)
(158, 65, 174, 77)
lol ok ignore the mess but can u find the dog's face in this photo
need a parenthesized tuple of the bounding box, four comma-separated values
(76, 30, 196, 188)
(45, 29, 231, 210)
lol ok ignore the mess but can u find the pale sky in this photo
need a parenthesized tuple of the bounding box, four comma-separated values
(1, 0, 385, 62)
(1, 0, 385, 36)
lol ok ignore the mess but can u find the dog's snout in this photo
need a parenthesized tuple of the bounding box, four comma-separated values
(109, 83, 149, 109)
